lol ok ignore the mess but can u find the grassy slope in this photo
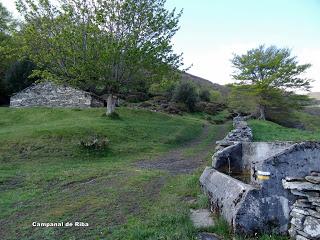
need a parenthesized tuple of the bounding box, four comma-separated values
(0, 107, 230, 240)
(0, 107, 289, 240)
(249, 119, 320, 141)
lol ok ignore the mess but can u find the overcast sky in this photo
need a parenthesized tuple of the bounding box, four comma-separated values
(2, 0, 320, 91)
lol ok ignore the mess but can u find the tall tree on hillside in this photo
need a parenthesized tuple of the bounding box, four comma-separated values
(16, 0, 184, 114)
(231, 45, 312, 119)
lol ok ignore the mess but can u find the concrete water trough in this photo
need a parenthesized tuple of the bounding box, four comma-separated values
(200, 141, 320, 235)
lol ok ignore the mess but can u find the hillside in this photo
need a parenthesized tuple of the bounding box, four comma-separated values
(181, 72, 229, 96)
(249, 119, 320, 141)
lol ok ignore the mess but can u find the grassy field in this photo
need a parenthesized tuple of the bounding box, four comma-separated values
(0, 107, 229, 240)
(249, 119, 320, 141)
(0, 107, 291, 240)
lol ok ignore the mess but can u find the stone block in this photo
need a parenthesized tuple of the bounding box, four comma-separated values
(282, 180, 320, 191)
(291, 216, 304, 230)
(190, 209, 214, 228)
(303, 216, 320, 239)
(296, 234, 311, 240)
(305, 176, 320, 184)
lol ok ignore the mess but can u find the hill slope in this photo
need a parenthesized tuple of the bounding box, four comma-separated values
(181, 72, 229, 96)
(249, 119, 320, 141)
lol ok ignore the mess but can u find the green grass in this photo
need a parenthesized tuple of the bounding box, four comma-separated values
(184, 109, 231, 124)
(0, 107, 289, 240)
(249, 119, 320, 141)
(0, 107, 228, 240)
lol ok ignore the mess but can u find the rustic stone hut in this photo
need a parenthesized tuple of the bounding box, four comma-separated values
(10, 82, 104, 108)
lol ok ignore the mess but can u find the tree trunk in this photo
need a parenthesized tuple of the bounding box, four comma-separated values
(258, 105, 266, 120)
(106, 94, 116, 115)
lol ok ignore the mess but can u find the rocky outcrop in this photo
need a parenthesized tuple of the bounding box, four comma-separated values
(10, 82, 104, 108)
(283, 173, 320, 240)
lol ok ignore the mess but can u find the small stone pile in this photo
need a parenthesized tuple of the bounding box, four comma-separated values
(282, 172, 320, 240)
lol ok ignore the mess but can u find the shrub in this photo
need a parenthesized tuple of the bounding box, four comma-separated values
(199, 89, 211, 102)
(149, 79, 176, 98)
(209, 90, 223, 102)
(172, 82, 199, 112)
(79, 134, 109, 150)
(194, 101, 226, 115)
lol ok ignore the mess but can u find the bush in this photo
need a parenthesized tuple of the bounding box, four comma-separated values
(209, 90, 223, 102)
(172, 82, 199, 112)
(199, 89, 211, 102)
(80, 134, 109, 150)
(149, 79, 176, 98)
(194, 101, 226, 115)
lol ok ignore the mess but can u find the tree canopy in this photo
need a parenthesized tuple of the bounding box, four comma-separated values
(0, 3, 20, 104)
(231, 45, 313, 119)
(0, 3, 16, 33)
(16, 0, 184, 113)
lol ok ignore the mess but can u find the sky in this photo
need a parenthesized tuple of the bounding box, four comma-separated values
(165, 0, 320, 91)
(2, 0, 320, 91)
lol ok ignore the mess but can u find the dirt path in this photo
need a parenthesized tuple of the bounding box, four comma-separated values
(136, 123, 230, 174)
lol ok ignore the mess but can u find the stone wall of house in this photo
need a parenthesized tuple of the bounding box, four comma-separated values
(10, 82, 104, 108)
(282, 173, 320, 240)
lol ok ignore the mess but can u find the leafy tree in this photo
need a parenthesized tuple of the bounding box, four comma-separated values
(4, 59, 37, 94)
(0, 3, 16, 33)
(264, 91, 312, 127)
(173, 81, 198, 112)
(228, 84, 258, 115)
(149, 78, 177, 98)
(16, 0, 184, 114)
(0, 3, 13, 79)
(231, 45, 312, 119)
(0, 3, 19, 104)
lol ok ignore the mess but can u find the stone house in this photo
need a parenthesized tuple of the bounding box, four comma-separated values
(10, 82, 104, 108)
